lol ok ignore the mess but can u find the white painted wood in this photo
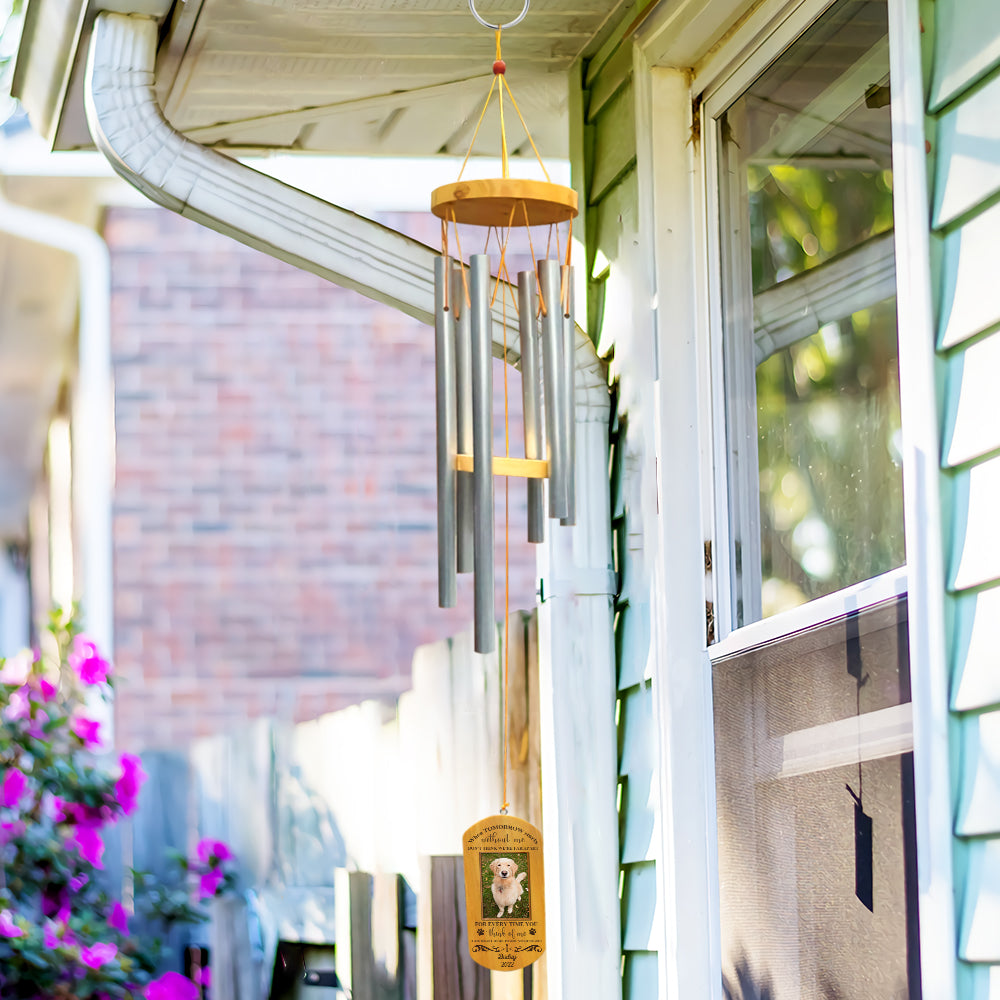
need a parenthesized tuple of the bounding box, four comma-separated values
(635, 0, 759, 75)
(952, 586, 1000, 712)
(641, 62, 723, 1000)
(0, 201, 114, 691)
(933, 73, 1000, 228)
(929, 0, 1000, 112)
(887, 0, 959, 994)
(709, 566, 908, 661)
(695, 0, 834, 115)
(938, 200, 1000, 349)
(535, 329, 620, 1000)
(772, 702, 913, 779)
(959, 839, 1000, 963)
(944, 332, 1000, 468)
(956, 708, 1000, 836)
(950, 455, 1000, 592)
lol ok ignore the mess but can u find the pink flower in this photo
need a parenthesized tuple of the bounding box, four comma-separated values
(69, 826, 105, 869)
(196, 837, 233, 866)
(5, 686, 31, 720)
(0, 650, 31, 685)
(27, 708, 50, 739)
(80, 941, 118, 969)
(69, 874, 88, 892)
(57, 796, 113, 828)
(108, 901, 130, 935)
(2, 768, 27, 808)
(0, 820, 25, 843)
(68, 635, 112, 685)
(43, 924, 61, 948)
(71, 714, 103, 748)
(0, 910, 23, 939)
(193, 966, 211, 988)
(37, 677, 58, 701)
(115, 753, 147, 816)
(198, 868, 224, 900)
(145, 971, 200, 1000)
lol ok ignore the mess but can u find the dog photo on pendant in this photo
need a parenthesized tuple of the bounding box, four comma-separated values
(480, 852, 530, 919)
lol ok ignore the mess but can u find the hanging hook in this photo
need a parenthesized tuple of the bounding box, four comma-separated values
(467, 0, 530, 31)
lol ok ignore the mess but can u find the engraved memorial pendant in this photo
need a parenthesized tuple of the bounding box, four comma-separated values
(462, 814, 545, 971)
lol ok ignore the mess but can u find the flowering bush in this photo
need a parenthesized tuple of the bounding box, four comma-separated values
(0, 610, 235, 999)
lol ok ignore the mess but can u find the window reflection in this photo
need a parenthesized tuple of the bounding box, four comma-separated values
(718, 0, 904, 626)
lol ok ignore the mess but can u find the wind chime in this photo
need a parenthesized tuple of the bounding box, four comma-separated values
(431, 0, 576, 973)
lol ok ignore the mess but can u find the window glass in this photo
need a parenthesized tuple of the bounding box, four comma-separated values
(717, 0, 904, 628)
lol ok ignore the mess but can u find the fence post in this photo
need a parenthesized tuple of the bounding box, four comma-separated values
(335, 869, 376, 999)
(430, 855, 490, 1000)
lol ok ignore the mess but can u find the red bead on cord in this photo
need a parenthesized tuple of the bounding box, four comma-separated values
(493, 59, 506, 75)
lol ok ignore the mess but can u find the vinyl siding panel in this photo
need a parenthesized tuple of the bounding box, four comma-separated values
(933, 73, 1000, 228)
(937, 202, 1000, 350)
(929, 0, 1000, 111)
(928, 0, 1000, 985)
(589, 84, 638, 206)
(948, 455, 1000, 592)
(951, 584, 1000, 712)
(584, 25, 657, 993)
(943, 334, 1000, 467)
(623, 951, 658, 1000)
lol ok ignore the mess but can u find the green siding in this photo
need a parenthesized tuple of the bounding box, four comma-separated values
(929, 0, 1000, 111)
(927, 0, 1000, 989)
(576, 15, 656, 992)
(610, 409, 659, 996)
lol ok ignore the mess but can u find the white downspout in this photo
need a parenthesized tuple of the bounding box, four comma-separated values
(0, 197, 114, 738)
(84, 12, 620, 997)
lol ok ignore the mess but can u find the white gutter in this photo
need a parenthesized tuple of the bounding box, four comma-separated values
(0, 196, 114, 737)
(84, 11, 619, 997)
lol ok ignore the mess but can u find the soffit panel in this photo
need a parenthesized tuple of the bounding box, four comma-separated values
(152, 0, 619, 156)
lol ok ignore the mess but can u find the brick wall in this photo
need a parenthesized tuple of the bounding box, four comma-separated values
(106, 207, 537, 749)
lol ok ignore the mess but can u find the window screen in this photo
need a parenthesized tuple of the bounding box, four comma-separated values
(713, 596, 920, 998)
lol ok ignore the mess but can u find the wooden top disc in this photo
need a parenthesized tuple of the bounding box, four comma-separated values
(431, 178, 578, 227)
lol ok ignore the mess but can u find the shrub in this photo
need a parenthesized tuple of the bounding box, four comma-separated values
(0, 610, 233, 999)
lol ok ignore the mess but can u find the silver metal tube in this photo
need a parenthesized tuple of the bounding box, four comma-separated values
(470, 254, 496, 654)
(434, 256, 457, 607)
(518, 270, 545, 543)
(452, 263, 474, 574)
(538, 258, 567, 519)
(561, 264, 577, 526)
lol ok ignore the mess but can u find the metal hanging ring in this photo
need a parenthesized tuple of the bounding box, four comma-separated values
(467, 0, 530, 31)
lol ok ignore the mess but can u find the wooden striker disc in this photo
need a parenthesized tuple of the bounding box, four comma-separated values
(432, 178, 577, 228)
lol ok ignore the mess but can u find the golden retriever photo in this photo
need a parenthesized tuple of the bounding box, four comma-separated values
(487, 855, 528, 918)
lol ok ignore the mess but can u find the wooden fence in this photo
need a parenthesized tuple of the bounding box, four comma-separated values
(132, 610, 543, 1000)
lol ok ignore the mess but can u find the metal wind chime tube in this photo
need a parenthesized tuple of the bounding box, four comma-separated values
(429, 3, 578, 654)
(452, 263, 475, 574)
(518, 270, 545, 544)
(434, 256, 458, 608)
(538, 258, 568, 521)
(469, 254, 496, 652)
(560, 263, 576, 526)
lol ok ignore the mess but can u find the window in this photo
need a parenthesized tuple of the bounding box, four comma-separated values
(714, 0, 904, 630)
(704, 2, 920, 996)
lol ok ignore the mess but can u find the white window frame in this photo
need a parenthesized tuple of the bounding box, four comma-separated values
(635, 0, 956, 996)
